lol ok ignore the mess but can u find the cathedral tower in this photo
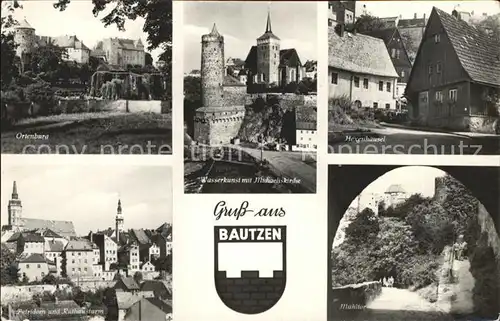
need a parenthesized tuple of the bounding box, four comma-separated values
(115, 199, 124, 239)
(8, 181, 23, 228)
(201, 23, 225, 107)
(256, 9, 281, 85)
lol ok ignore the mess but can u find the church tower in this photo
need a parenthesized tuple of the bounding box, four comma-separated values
(256, 9, 280, 85)
(201, 23, 225, 108)
(8, 181, 23, 228)
(115, 199, 124, 239)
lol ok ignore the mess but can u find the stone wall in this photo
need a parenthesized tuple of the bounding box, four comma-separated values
(223, 86, 246, 106)
(78, 280, 116, 292)
(245, 93, 317, 110)
(468, 116, 498, 134)
(193, 107, 245, 145)
(215, 270, 285, 314)
(331, 281, 382, 310)
(423, 115, 498, 134)
(0, 284, 71, 304)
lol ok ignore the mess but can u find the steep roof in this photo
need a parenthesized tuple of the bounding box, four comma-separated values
(65, 239, 93, 251)
(131, 229, 151, 245)
(140, 280, 172, 298)
(296, 107, 317, 130)
(19, 218, 76, 238)
(328, 27, 399, 78)
(45, 240, 65, 252)
(244, 46, 258, 73)
(279, 49, 302, 68)
(434, 7, 500, 87)
(15, 19, 34, 30)
(18, 253, 47, 263)
(21, 232, 44, 243)
(116, 276, 140, 291)
(385, 184, 406, 194)
(116, 291, 141, 310)
(363, 28, 398, 45)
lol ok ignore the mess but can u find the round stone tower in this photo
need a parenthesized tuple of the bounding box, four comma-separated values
(14, 19, 36, 59)
(201, 23, 225, 107)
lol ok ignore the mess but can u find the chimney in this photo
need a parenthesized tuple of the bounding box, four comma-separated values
(471, 10, 474, 16)
(452, 10, 459, 19)
(414, 13, 417, 19)
(423, 13, 426, 24)
(336, 23, 345, 37)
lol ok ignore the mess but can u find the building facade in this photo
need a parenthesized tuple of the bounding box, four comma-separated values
(63, 240, 95, 279)
(329, 24, 399, 109)
(328, 1, 356, 26)
(406, 7, 500, 133)
(93, 38, 146, 67)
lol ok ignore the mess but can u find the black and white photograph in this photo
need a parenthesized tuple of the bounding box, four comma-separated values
(0, 161, 173, 320)
(0, 0, 172, 155)
(183, 1, 318, 193)
(327, 164, 500, 321)
(328, 1, 500, 155)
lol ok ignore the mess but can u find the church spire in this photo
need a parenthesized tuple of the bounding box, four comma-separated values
(117, 199, 122, 214)
(266, 7, 272, 33)
(12, 181, 18, 200)
(210, 23, 220, 36)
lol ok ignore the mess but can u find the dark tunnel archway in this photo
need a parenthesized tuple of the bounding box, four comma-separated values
(327, 165, 500, 319)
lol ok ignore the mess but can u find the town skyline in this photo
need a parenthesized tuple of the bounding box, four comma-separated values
(1, 164, 172, 236)
(183, 1, 317, 73)
(359, 0, 500, 20)
(2, 0, 163, 62)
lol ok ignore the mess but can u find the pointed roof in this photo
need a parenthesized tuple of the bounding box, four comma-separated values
(12, 181, 18, 200)
(117, 199, 122, 213)
(210, 23, 221, 37)
(433, 7, 500, 87)
(385, 184, 406, 194)
(257, 10, 280, 41)
(16, 18, 34, 30)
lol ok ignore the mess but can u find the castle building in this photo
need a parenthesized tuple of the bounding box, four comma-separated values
(193, 24, 246, 146)
(2, 181, 76, 240)
(92, 37, 146, 67)
(13, 19, 91, 66)
(383, 184, 408, 207)
(244, 11, 306, 87)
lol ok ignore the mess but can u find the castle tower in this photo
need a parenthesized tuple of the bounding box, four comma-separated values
(14, 19, 36, 71)
(201, 23, 225, 107)
(8, 181, 23, 228)
(115, 199, 124, 239)
(256, 9, 281, 85)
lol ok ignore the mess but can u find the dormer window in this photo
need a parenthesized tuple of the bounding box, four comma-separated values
(434, 34, 441, 43)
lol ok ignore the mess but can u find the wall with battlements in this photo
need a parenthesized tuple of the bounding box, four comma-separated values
(223, 86, 247, 106)
(215, 270, 285, 314)
(193, 107, 245, 145)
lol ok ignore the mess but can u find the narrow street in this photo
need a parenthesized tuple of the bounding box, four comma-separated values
(333, 288, 454, 321)
(237, 146, 317, 193)
(328, 125, 500, 155)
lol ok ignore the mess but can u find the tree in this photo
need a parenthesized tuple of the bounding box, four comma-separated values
(350, 14, 388, 33)
(1, 3, 19, 89)
(42, 273, 57, 285)
(473, 14, 500, 42)
(133, 271, 143, 284)
(0, 244, 19, 285)
(344, 207, 380, 246)
(145, 52, 153, 66)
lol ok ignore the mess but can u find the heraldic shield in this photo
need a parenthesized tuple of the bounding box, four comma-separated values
(214, 225, 287, 315)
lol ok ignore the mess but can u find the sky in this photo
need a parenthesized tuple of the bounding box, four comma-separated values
(358, 1, 500, 20)
(2, 0, 163, 62)
(349, 166, 446, 208)
(183, 1, 318, 73)
(1, 163, 172, 236)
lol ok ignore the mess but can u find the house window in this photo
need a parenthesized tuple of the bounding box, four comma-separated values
(354, 76, 360, 88)
(386, 82, 391, 92)
(363, 78, 368, 89)
(401, 70, 405, 77)
(378, 81, 383, 91)
(435, 91, 442, 102)
(436, 62, 442, 73)
(395, 49, 400, 59)
(41, 272, 45, 277)
(26, 264, 30, 269)
(385, 103, 390, 109)
(373, 102, 379, 108)
(435, 34, 441, 43)
(331, 72, 338, 84)
(449, 89, 458, 102)
(428, 65, 433, 74)
(391, 48, 396, 58)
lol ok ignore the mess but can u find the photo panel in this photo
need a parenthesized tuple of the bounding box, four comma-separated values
(327, 164, 500, 321)
(327, 1, 500, 155)
(183, 1, 318, 194)
(0, 156, 173, 320)
(1, 0, 172, 155)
